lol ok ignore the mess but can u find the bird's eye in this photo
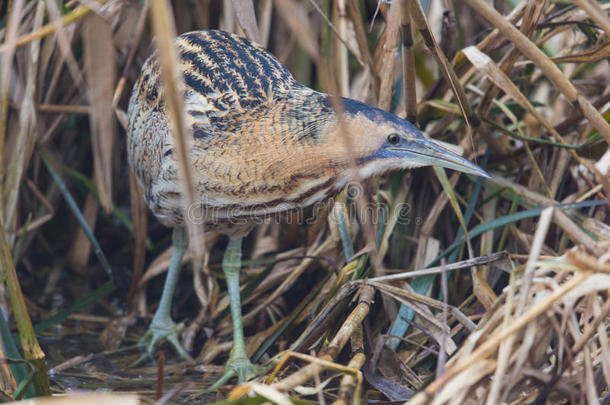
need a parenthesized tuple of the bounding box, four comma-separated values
(387, 133, 400, 145)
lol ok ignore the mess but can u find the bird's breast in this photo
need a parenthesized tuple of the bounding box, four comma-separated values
(187, 132, 349, 223)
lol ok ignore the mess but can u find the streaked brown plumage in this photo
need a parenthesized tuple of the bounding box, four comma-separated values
(127, 29, 487, 384)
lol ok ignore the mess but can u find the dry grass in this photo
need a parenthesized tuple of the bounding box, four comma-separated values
(0, 0, 608, 404)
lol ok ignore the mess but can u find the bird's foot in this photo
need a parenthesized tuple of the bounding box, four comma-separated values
(206, 355, 267, 391)
(133, 317, 194, 365)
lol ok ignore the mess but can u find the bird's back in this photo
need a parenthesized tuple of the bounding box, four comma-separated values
(128, 30, 340, 232)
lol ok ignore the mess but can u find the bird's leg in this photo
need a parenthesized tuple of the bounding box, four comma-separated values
(137, 227, 194, 363)
(208, 237, 264, 389)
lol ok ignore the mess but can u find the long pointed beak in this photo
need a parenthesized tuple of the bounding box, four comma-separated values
(391, 138, 491, 178)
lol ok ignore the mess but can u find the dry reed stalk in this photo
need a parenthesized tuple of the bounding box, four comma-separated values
(369, 252, 507, 283)
(257, 0, 272, 48)
(220, 0, 236, 33)
(36, 104, 89, 114)
(483, 266, 516, 405)
(267, 286, 374, 393)
(231, 0, 261, 44)
(83, 13, 116, 213)
(149, 0, 206, 273)
(127, 171, 148, 309)
(400, 0, 417, 123)
(332, 352, 366, 405)
(551, 41, 610, 64)
(0, 0, 24, 224)
(3, 0, 43, 239)
(334, 0, 349, 97)
(377, 1, 401, 111)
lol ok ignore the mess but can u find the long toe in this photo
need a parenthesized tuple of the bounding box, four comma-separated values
(135, 321, 194, 364)
(206, 357, 267, 392)
(228, 357, 266, 384)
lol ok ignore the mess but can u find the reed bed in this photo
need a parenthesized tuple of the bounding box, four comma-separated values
(0, 0, 608, 404)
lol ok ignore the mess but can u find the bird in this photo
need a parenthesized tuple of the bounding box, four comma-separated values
(127, 29, 489, 386)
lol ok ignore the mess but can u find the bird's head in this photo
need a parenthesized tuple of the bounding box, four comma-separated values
(323, 97, 490, 180)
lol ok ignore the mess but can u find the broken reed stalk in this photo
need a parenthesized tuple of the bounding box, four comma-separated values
(331, 352, 366, 405)
(269, 286, 374, 394)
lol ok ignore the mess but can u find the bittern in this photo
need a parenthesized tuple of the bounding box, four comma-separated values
(127, 30, 488, 384)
